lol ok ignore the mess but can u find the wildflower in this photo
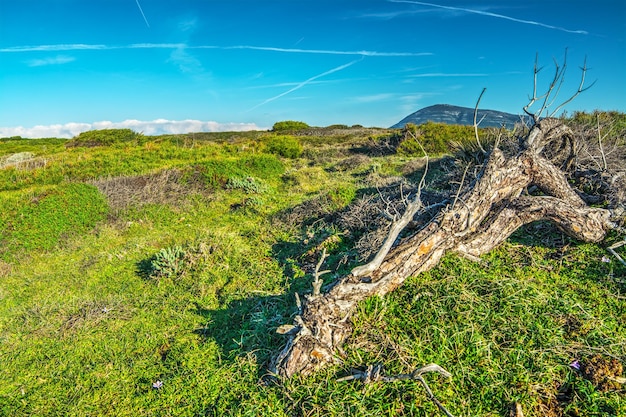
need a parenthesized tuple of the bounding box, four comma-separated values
(152, 380, 163, 389)
(601, 255, 611, 263)
(569, 360, 581, 371)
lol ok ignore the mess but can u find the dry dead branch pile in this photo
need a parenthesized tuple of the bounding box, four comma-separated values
(270, 56, 624, 379)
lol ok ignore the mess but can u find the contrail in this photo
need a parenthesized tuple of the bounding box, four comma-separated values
(409, 72, 487, 77)
(1, 43, 431, 57)
(135, 0, 150, 28)
(248, 59, 362, 111)
(389, 0, 588, 35)
(221, 45, 430, 57)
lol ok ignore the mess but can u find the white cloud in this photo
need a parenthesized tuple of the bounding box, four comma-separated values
(179, 17, 198, 32)
(352, 93, 395, 103)
(0, 119, 265, 139)
(168, 46, 205, 74)
(26, 55, 75, 67)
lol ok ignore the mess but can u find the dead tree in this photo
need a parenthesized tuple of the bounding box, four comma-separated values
(271, 56, 622, 378)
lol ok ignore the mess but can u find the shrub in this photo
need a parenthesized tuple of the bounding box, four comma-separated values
(397, 122, 475, 156)
(240, 154, 285, 177)
(192, 155, 283, 188)
(272, 120, 310, 132)
(149, 246, 187, 279)
(328, 185, 357, 209)
(265, 135, 303, 159)
(226, 176, 267, 194)
(141, 240, 216, 281)
(66, 129, 145, 147)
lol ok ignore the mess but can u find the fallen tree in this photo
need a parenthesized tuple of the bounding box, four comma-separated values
(271, 56, 625, 379)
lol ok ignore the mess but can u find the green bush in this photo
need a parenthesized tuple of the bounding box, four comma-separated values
(226, 176, 267, 194)
(240, 154, 284, 177)
(140, 240, 218, 281)
(1, 183, 109, 256)
(328, 185, 357, 208)
(190, 155, 284, 188)
(569, 110, 626, 131)
(265, 135, 303, 159)
(397, 122, 475, 156)
(272, 120, 310, 132)
(149, 246, 187, 279)
(66, 129, 145, 147)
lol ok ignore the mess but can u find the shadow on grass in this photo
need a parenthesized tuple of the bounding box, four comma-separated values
(192, 295, 290, 379)
(508, 221, 626, 291)
(191, 195, 626, 381)
(190, 234, 314, 381)
(185, 186, 625, 417)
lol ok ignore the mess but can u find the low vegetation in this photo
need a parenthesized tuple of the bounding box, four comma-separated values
(0, 115, 624, 416)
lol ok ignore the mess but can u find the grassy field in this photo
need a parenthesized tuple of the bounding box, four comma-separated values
(0, 124, 624, 416)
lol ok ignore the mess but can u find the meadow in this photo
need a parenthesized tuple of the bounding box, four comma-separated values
(0, 118, 624, 416)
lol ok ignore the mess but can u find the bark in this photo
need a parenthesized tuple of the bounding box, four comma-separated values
(271, 119, 617, 378)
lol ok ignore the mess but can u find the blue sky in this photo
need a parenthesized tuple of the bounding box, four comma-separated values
(1, 0, 624, 137)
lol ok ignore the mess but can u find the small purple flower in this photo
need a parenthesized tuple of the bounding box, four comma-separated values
(569, 360, 581, 370)
(152, 380, 163, 389)
(601, 255, 611, 263)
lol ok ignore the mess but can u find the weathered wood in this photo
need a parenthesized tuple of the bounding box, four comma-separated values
(271, 119, 617, 378)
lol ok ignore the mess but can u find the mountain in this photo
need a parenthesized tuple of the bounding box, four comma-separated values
(391, 104, 529, 129)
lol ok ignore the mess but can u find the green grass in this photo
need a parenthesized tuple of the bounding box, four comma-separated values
(0, 127, 624, 416)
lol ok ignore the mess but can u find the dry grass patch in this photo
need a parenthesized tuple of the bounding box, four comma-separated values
(91, 169, 207, 211)
(0, 152, 48, 170)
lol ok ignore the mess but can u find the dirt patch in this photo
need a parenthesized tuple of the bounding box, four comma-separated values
(581, 354, 624, 392)
(0, 260, 12, 278)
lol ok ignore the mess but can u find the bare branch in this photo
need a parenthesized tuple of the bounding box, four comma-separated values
(597, 113, 609, 171)
(312, 248, 330, 297)
(337, 363, 454, 417)
(550, 55, 597, 117)
(473, 87, 487, 154)
(351, 139, 428, 277)
(350, 190, 423, 277)
(451, 164, 470, 210)
(608, 240, 626, 267)
(543, 52, 568, 113)
(524, 51, 594, 122)
(524, 53, 547, 122)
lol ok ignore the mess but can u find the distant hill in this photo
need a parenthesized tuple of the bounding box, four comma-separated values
(391, 104, 529, 129)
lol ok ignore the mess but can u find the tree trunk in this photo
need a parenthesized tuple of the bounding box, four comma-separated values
(271, 119, 616, 378)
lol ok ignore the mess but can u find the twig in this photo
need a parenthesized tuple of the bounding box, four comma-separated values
(550, 55, 596, 117)
(597, 113, 608, 171)
(337, 363, 454, 417)
(473, 87, 487, 154)
(451, 164, 470, 210)
(608, 240, 626, 267)
(523, 50, 595, 122)
(351, 142, 428, 277)
(295, 292, 302, 313)
(312, 248, 331, 297)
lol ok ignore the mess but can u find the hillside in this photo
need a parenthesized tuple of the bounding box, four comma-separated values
(0, 117, 624, 417)
(392, 104, 529, 128)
